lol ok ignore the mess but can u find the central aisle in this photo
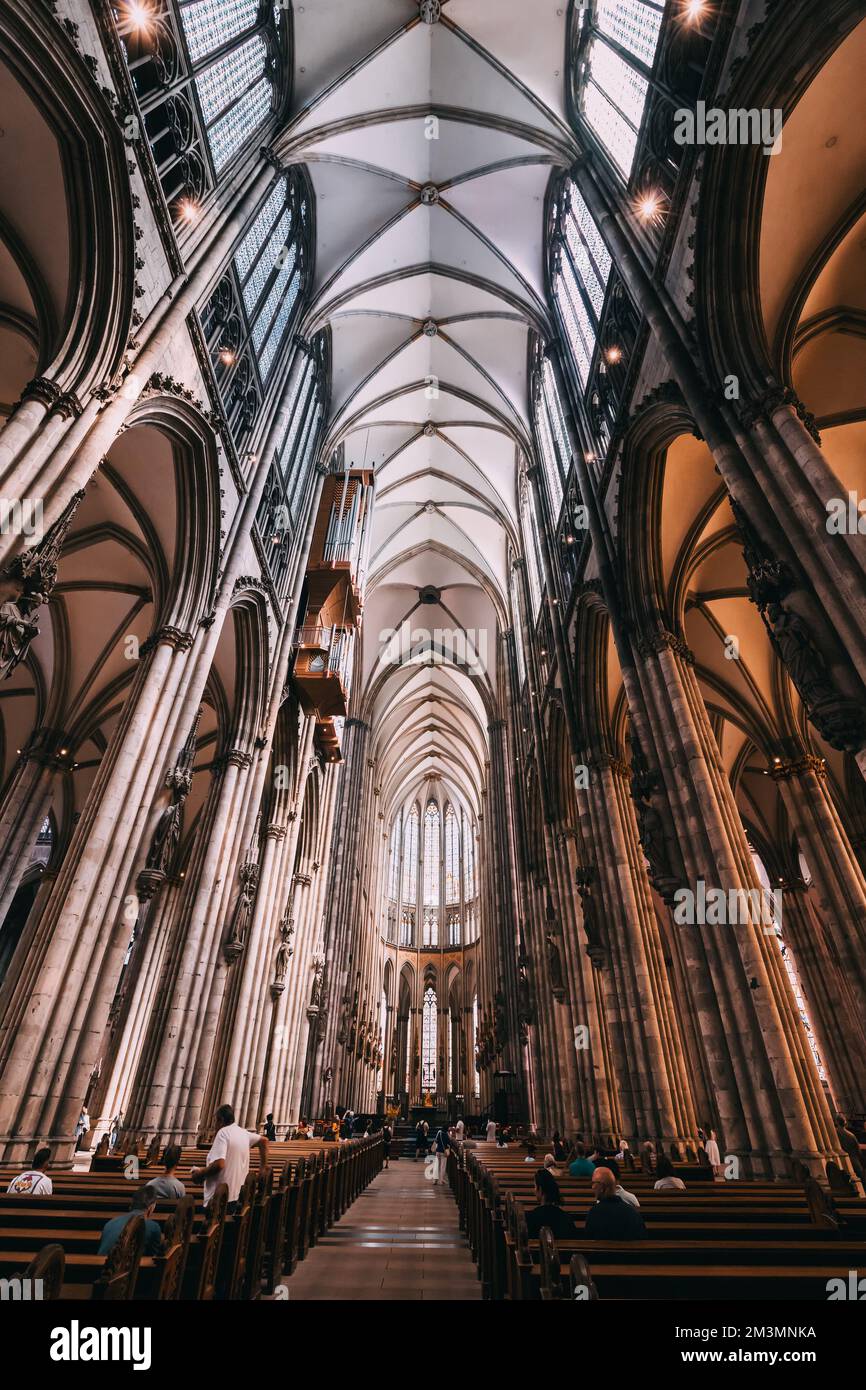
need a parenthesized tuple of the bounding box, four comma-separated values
(284, 1153, 483, 1300)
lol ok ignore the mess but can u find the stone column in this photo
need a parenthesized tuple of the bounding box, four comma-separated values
(126, 746, 257, 1142)
(633, 629, 839, 1175)
(770, 756, 866, 1093)
(777, 881, 866, 1117)
(0, 629, 199, 1160)
(0, 729, 66, 931)
(306, 719, 369, 1113)
(579, 753, 697, 1146)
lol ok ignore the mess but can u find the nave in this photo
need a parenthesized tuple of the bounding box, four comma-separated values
(0, 0, 865, 1342)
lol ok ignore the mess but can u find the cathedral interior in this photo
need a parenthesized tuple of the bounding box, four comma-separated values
(0, 0, 865, 1317)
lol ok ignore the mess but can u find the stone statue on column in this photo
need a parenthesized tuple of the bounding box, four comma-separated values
(0, 490, 84, 680)
(629, 731, 681, 903)
(271, 914, 294, 998)
(576, 865, 606, 970)
(730, 496, 866, 753)
(139, 708, 202, 898)
(223, 838, 260, 963)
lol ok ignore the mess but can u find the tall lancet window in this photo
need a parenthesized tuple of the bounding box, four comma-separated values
(510, 564, 527, 688)
(422, 986, 437, 1095)
(387, 811, 402, 902)
(444, 805, 459, 905)
(118, 1, 283, 221)
(445, 803, 460, 947)
(534, 357, 573, 516)
(423, 800, 440, 947)
(400, 804, 419, 946)
(578, 0, 664, 179)
(462, 808, 476, 903)
(522, 484, 545, 619)
(553, 181, 612, 391)
(179, 0, 259, 63)
(201, 171, 311, 463)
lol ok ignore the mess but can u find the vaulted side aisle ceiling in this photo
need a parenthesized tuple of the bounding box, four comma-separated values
(274, 0, 576, 820)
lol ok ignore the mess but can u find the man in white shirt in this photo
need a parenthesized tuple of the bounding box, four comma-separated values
(7, 1146, 53, 1195)
(190, 1104, 268, 1208)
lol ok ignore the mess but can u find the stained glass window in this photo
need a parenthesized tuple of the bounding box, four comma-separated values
(472, 996, 480, 1096)
(402, 804, 419, 905)
(594, 0, 663, 67)
(510, 566, 526, 687)
(535, 357, 573, 518)
(423, 801, 440, 907)
(554, 180, 613, 390)
(229, 174, 309, 381)
(444, 804, 459, 905)
(179, 0, 259, 64)
(387, 812, 402, 901)
(579, 2, 664, 179)
(463, 808, 476, 900)
(523, 486, 544, 618)
(422, 987, 437, 1095)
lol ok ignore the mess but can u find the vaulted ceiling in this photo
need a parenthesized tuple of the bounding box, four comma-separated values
(278, 0, 576, 813)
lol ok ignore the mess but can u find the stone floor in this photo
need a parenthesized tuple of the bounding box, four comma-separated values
(282, 1155, 483, 1300)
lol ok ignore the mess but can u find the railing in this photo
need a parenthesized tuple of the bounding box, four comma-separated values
(294, 625, 333, 651)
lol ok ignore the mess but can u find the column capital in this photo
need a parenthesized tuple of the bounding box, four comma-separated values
(587, 752, 630, 779)
(212, 747, 254, 775)
(769, 754, 827, 782)
(738, 383, 821, 446)
(635, 626, 695, 667)
(140, 624, 194, 655)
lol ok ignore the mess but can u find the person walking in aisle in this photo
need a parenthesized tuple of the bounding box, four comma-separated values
(432, 1126, 450, 1184)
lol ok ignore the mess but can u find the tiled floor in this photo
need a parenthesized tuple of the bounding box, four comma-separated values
(282, 1156, 482, 1300)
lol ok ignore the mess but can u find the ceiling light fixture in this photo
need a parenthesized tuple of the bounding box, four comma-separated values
(123, 0, 156, 35)
(177, 197, 202, 226)
(605, 345, 623, 366)
(682, 0, 707, 23)
(635, 189, 665, 225)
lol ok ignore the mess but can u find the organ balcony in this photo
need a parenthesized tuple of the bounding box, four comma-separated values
(304, 470, 373, 623)
(292, 625, 354, 719)
(314, 715, 344, 764)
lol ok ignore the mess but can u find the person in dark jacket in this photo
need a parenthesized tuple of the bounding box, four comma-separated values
(264, 1113, 277, 1142)
(98, 1183, 163, 1257)
(525, 1168, 578, 1240)
(584, 1167, 646, 1240)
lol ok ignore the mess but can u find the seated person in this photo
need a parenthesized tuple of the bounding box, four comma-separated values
(523, 1143, 537, 1164)
(552, 1131, 568, 1163)
(525, 1168, 578, 1240)
(584, 1167, 646, 1240)
(6, 1145, 53, 1195)
(653, 1154, 687, 1192)
(147, 1143, 185, 1199)
(98, 1182, 163, 1257)
(543, 1152, 562, 1177)
(604, 1157, 640, 1207)
(568, 1142, 595, 1178)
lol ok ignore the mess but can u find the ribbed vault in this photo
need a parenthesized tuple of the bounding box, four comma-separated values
(276, 0, 574, 813)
